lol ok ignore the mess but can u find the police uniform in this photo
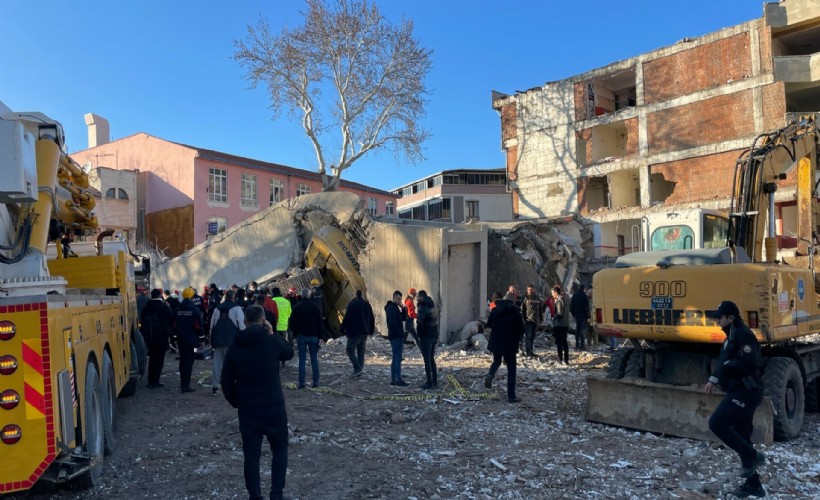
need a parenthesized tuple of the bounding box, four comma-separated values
(706, 300, 766, 496)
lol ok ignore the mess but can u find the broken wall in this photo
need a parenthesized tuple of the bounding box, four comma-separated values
(151, 192, 363, 291)
(360, 221, 488, 343)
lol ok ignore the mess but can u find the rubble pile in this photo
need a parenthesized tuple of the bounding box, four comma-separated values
(82, 336, 820, 499)
(485, 217, 592, 295)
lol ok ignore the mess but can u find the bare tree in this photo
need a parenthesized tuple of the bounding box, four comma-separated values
(234, 0, 432, 191)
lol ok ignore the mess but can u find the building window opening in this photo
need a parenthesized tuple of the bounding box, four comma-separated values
(209, 168, 228, 203)
(386, 201, 394, 216)
(296, 183, 311, 197)
(270, 179, 284, 206)
(241, 173, 258, 208)
(368, 197, 377, 215)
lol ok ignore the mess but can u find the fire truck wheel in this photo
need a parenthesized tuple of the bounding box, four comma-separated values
(763, 357, 805, 441)
(102, 351, 117, 455)
(74, 362, 104, 489)
(133, 328, 148, 377)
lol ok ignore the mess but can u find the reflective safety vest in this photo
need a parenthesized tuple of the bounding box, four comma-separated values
(272, 296, 292, 331)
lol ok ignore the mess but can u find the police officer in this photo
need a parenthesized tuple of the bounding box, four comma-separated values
(704, 300, 766, 498)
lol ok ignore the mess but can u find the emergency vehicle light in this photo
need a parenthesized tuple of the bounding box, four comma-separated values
(0, 355, 17, 375)
(1, 424, 21, 444)
(0, 389, 19, 410)
(0, 320, 15, 341)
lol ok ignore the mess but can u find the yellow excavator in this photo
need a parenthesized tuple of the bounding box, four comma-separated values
(588, 114, 820, 442)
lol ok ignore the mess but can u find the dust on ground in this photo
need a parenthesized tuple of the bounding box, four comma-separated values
(12, 335, 820, 499)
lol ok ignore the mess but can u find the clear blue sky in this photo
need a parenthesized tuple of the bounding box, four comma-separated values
(0, 1, 762, 192)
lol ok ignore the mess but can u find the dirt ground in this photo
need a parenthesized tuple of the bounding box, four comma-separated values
(11, 335, 820, 500)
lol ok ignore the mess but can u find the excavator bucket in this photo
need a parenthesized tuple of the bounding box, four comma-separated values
(585, 376, 774, 445)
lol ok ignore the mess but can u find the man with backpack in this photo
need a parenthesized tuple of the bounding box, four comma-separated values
(210, 289, 245, 396)
(141, 288, 174, 389)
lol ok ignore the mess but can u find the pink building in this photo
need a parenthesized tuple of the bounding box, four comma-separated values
(71, 120, 397, 256)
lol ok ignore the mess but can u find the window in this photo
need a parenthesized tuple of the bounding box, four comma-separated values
(427, 198, 451, 221)
(241, 173, 258, 207)
(466, 200, 479, 220)
(209, 168, 228, 203)
(296, 183, 311, 197)
(105, 188, 128, 199)
(386, 201, 394, 216)
(368, 197, 377, 215)
(269, 179, 284, 206)
(650, 225, 695, 251)
(617, 235, 626, 256)
(399, 209, 412, 220)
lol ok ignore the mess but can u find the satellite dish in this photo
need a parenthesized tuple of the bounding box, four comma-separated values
(82, 161, 93, 173)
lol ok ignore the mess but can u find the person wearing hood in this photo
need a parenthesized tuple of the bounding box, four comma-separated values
(385, 290, 409, 386)
(175, 287, 203, 393)
(704, 300, 766, 498)
(484, 292, 525, 403)
(416, 290, 439, 390)
(222, 305, 294, 500)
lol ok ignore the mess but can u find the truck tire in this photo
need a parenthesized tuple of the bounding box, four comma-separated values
(120, 329, 147, 398)
(73, 362, 104, 489)
(607, 348, 633, 379)
(763, 357, 804, 440)
(133, 328, 148, 377)
(805, 379, 819, 413)
(624, 349, 644, 379)
(101, 351, 117, 455)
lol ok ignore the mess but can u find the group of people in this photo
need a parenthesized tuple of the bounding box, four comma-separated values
(138, 279, 768, 500)
(337, 287, 440, 390)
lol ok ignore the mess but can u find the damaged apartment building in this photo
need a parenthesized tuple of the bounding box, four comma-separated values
(492, 0, 820, 261)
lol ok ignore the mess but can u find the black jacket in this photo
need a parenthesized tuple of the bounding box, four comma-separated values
(140, 299, 173, 344)
(570, 290, 590, 321)
(174, 299, 202, 345)
(416, 296, 439, 340)
(385, 301, 404, 340)
(710, 320, 763, 394)
(487, 300, 525, 355)
(289, 300, 322, 338)
(221, 324, 294, 412)
(340, 297, 375, 337)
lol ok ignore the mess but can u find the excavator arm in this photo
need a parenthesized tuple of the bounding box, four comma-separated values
(730, 114, 818, 264)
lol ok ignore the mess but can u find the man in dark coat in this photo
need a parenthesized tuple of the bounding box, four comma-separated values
(222, 305, 294, 500)
(175, 287, 203, 393)
(484, 292, 526, 403)
(385, 290, 408, 386)
(340, 290, 374, 377)
(570, 284, 591, 350)
(289, 289, 322, 389)
(705, 300, 766, 498)
(416, 290, 439, 390)
(140, 288, 174, 389)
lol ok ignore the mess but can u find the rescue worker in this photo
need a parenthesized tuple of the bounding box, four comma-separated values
(705, 300, 766, 498)
(175, 287, 203, 393)
(271, 287, 292, 369)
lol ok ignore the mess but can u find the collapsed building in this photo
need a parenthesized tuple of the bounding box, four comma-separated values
(151, 192, 592, 342)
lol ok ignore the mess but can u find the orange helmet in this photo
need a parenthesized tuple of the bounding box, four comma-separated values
(408, 288, 417, 295)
